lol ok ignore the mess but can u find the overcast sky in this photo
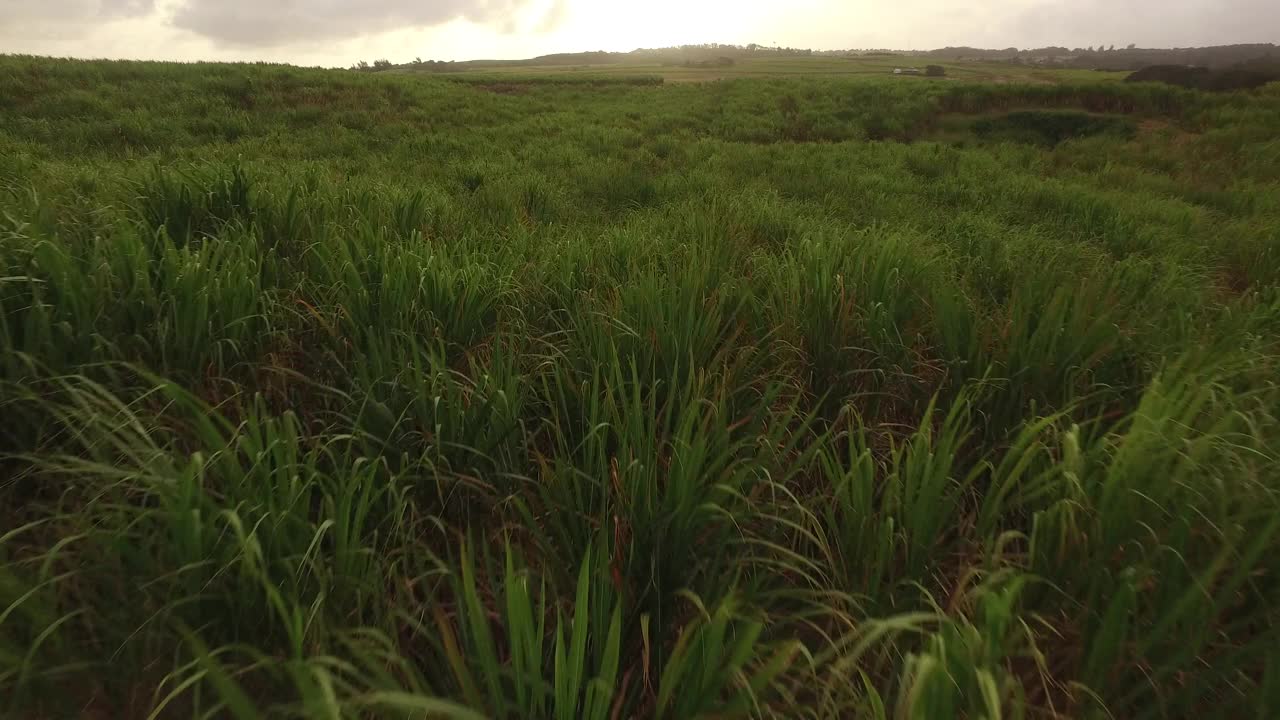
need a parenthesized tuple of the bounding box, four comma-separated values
(0, 0, 1276, 66)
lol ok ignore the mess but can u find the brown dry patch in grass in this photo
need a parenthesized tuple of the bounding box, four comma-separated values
(1137, 118, 1200, 147)
(1211, 266, 1255, 300)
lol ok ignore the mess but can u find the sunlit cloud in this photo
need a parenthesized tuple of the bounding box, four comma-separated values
(169, 0, 552, 46)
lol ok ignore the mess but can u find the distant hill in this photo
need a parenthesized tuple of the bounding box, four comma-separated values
(362, 45, 822, 73)
(907, 44, 1279, 69)
(354, 43, 1280, 74)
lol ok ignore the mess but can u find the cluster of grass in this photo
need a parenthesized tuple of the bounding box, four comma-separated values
(2, 55, 1279, 718)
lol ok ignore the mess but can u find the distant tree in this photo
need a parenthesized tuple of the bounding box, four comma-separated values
(1127, 43, 1137, 50)
(1108, 45, 1116, 52)
(373, 59, 392, 70)
(925, 64, 946, 76)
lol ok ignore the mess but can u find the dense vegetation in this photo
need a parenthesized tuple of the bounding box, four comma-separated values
(1126, 64, 1280, 92)
(2, 55, 1279, 718)
(970, 110, 1136, 147)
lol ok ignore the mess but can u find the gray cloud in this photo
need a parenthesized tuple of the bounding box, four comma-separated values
(1009, 0, 1280, 48)
(169, 0, 542, 46)
(0, 0, 154, 23)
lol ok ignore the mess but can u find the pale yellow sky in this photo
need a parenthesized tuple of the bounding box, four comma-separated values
(0, 0, 1275, 66)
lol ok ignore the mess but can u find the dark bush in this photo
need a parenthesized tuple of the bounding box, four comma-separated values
(1126, 64, 1279, 91)
(926, 65, 947, 77)
(1199, 68, 1280, 91)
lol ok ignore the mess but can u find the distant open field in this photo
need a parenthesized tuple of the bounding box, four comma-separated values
(400, 54, 1126, 83)
(2, 55, 1279, 719)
